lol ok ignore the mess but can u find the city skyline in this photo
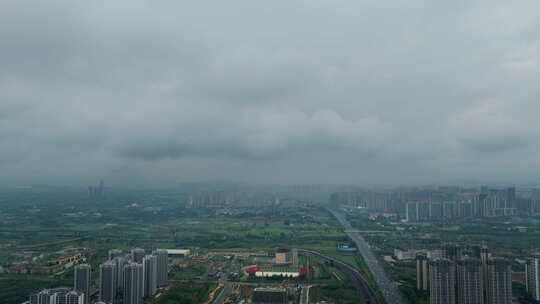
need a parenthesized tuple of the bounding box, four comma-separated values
(4, 1, 540, 303)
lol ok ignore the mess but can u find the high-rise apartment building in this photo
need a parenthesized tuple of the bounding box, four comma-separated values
(442, 243, 461, 261)
(153, 249, 168, 287)
(131, 248, 145, 263)
(507, 187, 516, 205)
(526, 256, 540, 301)
(431, 202, 443, 219)
(74, 264, 91, 304)
(416, 252, 429, 291)
(57, 291, 85, 304)
(99, 261, 116, 303)
(124, 263, 143, 304)
(429, 259, 456, 304)
(143, 255, 158, 298)
(29, 289, 55, 304)
(418, 201, 429, 221)
(443, 201, 457, 219)
(457, 258, 483, 304)
(114, 256, 126, 294)
(30, 289, 84, 304)
(486, 258, 512, 304)
(406, 202, 418, 222)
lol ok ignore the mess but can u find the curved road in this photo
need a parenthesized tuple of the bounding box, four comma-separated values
(298, 249, 378, 304)
(330, 209, 403, 304)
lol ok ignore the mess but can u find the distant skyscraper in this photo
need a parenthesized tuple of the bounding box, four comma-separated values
(99, 179, 105, 195)
(442, 243, 461, 261)
(89, 180, 105, 197)
(443, 201, 457, 219)
(131, 248, 145, 263)
(480, 186, 489, 195)
(74, 264, 91, 304)
(124, 263, 143, 304)
(153, 249, 168, 287)
(429, 259, 456, 304)
(416, 252, 429, 291)
(431, 202, 443, 219)
(457, 258, 484, 304)
(143, 255, 158, 297)
(418, 201, 429, 220)
(526, 256, 540, 301)
(100, 261, 116, 303)
(486, 258, 512, 304)
(458, 202, 473, 218)
(506, 187, 516, 205)
(406, 202, 418, 222)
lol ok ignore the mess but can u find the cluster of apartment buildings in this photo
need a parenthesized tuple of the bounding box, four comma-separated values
(416, 242, 513, 304)
(30, 264, 91, 304)
(98, 248, 168, 304)
(29, 248, 169, 304)
(187, 191, 237, 208)
(406, 187, 519, 222)
(331, 186, 540, 219)
(29, 288, 85, 304)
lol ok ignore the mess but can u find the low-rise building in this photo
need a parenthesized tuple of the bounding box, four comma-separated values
(245, 266, 309, 278)
(275, 248, 293, 265)
(165, 249, 190, 257)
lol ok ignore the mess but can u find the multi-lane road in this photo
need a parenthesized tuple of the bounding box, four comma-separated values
(213, 256, 241, 304)
(212, 282, 233, 304)
(330, 209, 403, 304)
(300, 285, 310, 304)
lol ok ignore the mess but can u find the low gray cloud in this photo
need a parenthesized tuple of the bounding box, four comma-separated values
(1, 0, 540, 186)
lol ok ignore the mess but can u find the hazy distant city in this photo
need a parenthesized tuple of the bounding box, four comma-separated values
(0, 182, 539, 303)
(3, 1, 540, 304)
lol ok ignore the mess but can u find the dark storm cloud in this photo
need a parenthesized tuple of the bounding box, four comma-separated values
(1, 0, 540, 186)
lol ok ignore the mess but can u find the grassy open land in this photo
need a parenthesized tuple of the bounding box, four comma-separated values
(170, 264, 206, 281)
(309, 283, 363, 304)
(0, 275, 73, 304)
(150, 282, 217, 304)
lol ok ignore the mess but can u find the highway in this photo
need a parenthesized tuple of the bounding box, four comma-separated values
(212, 282, 233, 304)
(330, 209, 403, 304)
(212, 258, 237, 304)
(298, 249, 377, 304)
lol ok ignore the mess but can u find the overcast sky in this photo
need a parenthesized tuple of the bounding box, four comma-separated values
(1, 1, 540, 187)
